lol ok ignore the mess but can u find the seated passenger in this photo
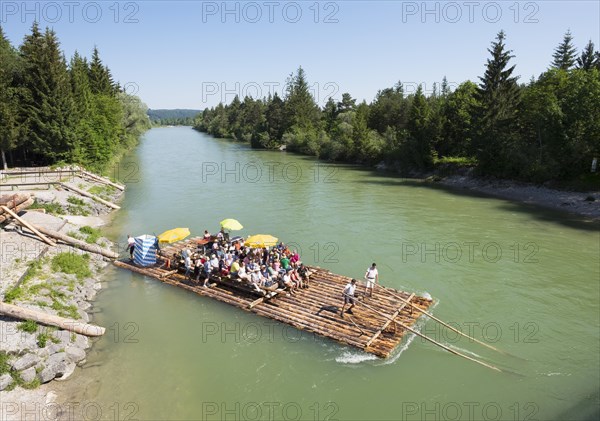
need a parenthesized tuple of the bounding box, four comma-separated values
(280, 255, 290, 270)
(230, 258, 240, 277)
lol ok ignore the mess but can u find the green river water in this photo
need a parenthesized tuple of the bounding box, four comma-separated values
(63, 127, 599, 421)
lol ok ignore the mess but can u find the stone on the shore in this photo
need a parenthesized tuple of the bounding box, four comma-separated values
(11, 353, 41, 371)
(77, 309, 90, 323)
(85, 288, 97, 300)
(54, 330, 71, 344)
(46, 343, 64, 356)
(0, 373, 13, 391)
(39, 352, 69, 383)
(65, 346, 86, 363)
(34, 191, 56, 203)
(55, 362, 76, 381)
(20, 367, 36, 383)
(73, 333, 90, 350)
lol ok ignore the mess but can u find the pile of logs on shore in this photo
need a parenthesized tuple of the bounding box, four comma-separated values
(0, 193, 34, 224)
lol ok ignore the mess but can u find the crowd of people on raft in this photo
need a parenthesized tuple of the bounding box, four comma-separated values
(170, 229, 312, 296)
(127, 229, 380, 314)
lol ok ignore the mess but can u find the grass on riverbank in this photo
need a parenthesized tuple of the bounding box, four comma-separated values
(51, 252, 91, 280)
(66, 196, 90, 216)
(88, 184, 117, 201)
(29, 199, 65, 215)
(0, 349, 42, 390)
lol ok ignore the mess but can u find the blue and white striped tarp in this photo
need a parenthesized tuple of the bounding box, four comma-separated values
(133, 235, 157, 267)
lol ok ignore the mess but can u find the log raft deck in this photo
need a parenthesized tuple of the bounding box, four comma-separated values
(113, 237, 433, 358)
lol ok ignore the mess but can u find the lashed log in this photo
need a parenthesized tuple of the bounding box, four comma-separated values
(1, 206, 56, 246)
(60, 183, 120, 210)
(0, 197, 34, 224)
(35, 225, 118, 259)
(365, 293, 415, 348)
(81, 170, 125, 191)
(0, 301, 105, 337)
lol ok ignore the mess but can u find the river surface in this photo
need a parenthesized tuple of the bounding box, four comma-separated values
(64, 127, 599, 420)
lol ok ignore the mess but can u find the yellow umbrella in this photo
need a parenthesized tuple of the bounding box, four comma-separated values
(245, 234, 278, 248)
(158, 227, 190, 243)
(220, 218, 243, 231)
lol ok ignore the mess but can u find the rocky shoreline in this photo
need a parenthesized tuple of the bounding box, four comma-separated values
(0, 167, 124, 417)
(437, 174, 600, 221)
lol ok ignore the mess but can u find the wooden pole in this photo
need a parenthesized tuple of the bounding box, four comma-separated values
(0, 302, 105, 337)
(35, 225, 118, 259)
(365, 293, 415, 348)
(1, 206, 56, 246)
(59, 183, 120, 210)
(374, 284, 507, 355)
(81, 170, 125, 191)
(344, 292, 502, 372)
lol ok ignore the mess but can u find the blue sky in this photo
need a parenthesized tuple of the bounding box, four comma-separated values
(1, 1, 599, 109)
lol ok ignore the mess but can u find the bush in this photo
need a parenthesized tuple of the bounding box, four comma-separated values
(51, 252, 91, 280)
(17, 320, 37, 333)
(66, 196, 86, 206)
(30, 200, 64, 215)
(0, 351, 10, 375)
(79, 226, 102, 244)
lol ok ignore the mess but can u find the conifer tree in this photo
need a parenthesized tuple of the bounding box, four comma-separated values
(0, 25, 20, 169)
(577, 40, 598, 70)
(475, 30, 521, 175)
(19, 24, 76, 163)
(552, 30, 577, 70)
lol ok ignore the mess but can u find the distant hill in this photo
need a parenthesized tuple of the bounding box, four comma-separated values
(147, 109, 202, 125)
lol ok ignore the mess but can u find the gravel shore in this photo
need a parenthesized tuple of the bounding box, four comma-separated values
(438, 175, 600, 221)
(0, 168, 124, 419)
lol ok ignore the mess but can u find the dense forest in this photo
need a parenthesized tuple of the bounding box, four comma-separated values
(194, 31, 600, 184)
(148, 109, 201, 126)
(0, 24, 150, 172)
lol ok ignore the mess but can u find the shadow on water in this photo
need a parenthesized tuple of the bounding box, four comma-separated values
(346, 168, 600, 232)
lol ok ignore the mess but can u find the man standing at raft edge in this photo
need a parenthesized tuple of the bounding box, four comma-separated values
(341, 279, 357, 318)
(364, 263, 379, 297)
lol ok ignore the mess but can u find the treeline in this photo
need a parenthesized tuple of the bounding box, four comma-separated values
(148, 109, 201, 126)
(0, 24, 150, 172)
(194, 31, 600, 182)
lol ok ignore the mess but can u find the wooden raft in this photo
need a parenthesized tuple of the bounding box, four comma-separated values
(114, 238, 433, 358)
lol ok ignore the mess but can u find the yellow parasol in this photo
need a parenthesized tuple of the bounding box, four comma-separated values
(220, 218, 243, 231)
(245, 234, 278, 248)
(157, 227, 190, 243)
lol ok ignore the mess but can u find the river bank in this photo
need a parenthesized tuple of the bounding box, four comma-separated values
(0, 167, 124, 419)
(435, 173, 600, 221)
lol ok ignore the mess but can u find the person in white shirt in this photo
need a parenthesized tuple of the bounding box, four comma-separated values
(341, 279, 357, 317)
(127, 235, 135, 260)
(364, 263, 379, 297)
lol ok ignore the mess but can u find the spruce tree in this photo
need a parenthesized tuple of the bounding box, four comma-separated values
(0, 25, 20, 169)
(19, 24, 76, 164)
(475, 30, 521, 175)
(89, 46, 115, 95)
(552, 30, 577, 70)
(577, 40, 598, 70)
(283, 66, 320, 131)
(404, 85, 433, 169)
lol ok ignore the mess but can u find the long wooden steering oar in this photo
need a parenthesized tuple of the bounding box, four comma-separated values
(373, 283, 508, 356)
(343, 292, 502, 373)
